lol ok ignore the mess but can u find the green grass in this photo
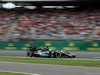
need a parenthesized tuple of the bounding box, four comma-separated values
(0, 57, 100, 67)
(0, 72, 29, 75)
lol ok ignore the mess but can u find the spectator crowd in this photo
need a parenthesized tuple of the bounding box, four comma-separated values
(12, 9, 99, 40)
(1, 9, 100, 40)
(0, 9, 17, 35)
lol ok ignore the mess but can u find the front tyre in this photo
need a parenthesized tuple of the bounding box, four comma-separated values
(72, 55, 76, 58)
(55, 52, 62, 58)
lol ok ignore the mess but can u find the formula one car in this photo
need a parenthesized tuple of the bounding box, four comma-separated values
(27, 47, 76, 58)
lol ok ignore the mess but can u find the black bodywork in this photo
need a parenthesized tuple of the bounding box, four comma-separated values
(27, 47, 76, 58)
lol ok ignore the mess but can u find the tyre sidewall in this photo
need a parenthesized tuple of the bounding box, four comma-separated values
(55, 52, 62, 58)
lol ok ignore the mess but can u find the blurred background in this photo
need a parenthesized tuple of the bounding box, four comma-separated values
(0, 0, 100, 50)
(0, 0, 100, 42)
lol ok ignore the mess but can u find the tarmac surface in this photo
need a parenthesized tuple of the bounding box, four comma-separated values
(0, 62, 100, 75)
(0, 50, 100, 75)
(0, 50, 100, 59)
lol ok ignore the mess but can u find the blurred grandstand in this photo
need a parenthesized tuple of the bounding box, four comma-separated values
(0, 0, 100, 42)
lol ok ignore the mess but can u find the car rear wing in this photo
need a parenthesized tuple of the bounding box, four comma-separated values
(27, 47, 37, 52)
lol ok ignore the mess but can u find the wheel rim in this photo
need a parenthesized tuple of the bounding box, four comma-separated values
(29, 52, 32, 57)
(56, 52, 61, 58)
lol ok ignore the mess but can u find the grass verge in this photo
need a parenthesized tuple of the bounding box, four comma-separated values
(0, 72, 29, 75)
(0, 57, 100, 67)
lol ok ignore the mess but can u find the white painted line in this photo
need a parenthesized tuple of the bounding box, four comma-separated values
(86, 73, 100, 74)
(93, 57, 100, 58)
(0, 70, 41, 75)
(15, 57, 29, 58)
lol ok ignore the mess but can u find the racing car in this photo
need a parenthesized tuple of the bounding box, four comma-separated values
(27, 47, 76, 58)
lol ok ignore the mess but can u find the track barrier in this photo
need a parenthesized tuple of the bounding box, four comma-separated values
(0, 41, 100, 51)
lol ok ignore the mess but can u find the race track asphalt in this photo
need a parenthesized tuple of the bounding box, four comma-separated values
(0, 50, 100, 59)
(0, 62, 100, 75)
(0, 50, 100, 75)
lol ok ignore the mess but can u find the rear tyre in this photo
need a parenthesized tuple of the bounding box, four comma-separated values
(27, 53, 30, 56)
(29, 52, 33, 57)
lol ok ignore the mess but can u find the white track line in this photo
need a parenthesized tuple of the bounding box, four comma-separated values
(0, 70, 41, 75)
(86, 73, 100, 74)
(93, 57, 100, 58)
